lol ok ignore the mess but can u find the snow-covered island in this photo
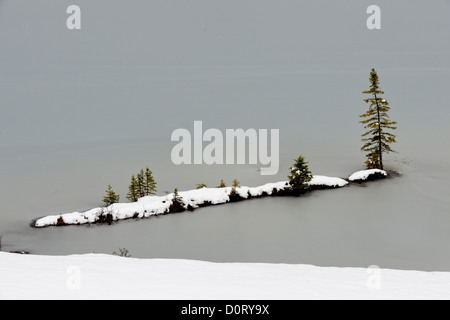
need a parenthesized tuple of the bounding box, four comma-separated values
(33, 170, 387, 228)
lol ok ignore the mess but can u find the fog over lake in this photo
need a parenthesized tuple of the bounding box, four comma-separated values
(1, 0, 450, 271)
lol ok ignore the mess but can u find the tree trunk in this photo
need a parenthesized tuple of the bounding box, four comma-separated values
(373, 92, 383, 170)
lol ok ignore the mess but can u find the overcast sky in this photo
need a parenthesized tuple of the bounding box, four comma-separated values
(0, 0, 449, 149)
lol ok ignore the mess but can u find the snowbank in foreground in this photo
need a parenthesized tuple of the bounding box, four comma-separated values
(34, 175, 348, 228)
(0, 252, 448, 300)
(349, 169, 387, 182)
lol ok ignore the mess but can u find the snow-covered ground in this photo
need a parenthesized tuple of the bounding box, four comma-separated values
(0, 252, 449, 300)
(34, 176, 348, 228)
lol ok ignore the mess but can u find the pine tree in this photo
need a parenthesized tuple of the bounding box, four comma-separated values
(288, 156, 313, 191)
(229, 179, 241, 197)
(360, 68, 397, 170)
(136, 169, 145, 198)
(143, 167, 157, 196)
(172, 188, 183, 205)
(216, 179, 227, 188)
(170, 188, 185, 213)
(126, 175, 139, 202)
(196, 183, 208, 189)
(103, 185, 120, 206)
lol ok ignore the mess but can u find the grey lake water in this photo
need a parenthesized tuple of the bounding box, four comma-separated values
(1, 0, 450, 271)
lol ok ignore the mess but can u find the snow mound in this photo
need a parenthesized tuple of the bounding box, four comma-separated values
(310, 175, 348, 187)
(34, 175, 347, 228)
(349, 169, 387, 182)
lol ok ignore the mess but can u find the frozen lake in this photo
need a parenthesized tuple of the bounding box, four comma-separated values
(1, 0, 450, 271)
(1, 136, 450, 272)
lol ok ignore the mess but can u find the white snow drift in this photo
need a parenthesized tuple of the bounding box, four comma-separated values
(34, 175, 348, 228)
(310, 175, 348, 187)
(349, 169, 387, 182)
(0, 252, 449, 300)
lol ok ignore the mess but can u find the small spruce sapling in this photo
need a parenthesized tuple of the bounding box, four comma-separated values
(217, 179, 227, 188)
(103, 185, 120, 206)
(170, 188, 185, 213)
(288, 156, 313, 193)
(229, 179, 242, 202)
(229, 179, 241, 197)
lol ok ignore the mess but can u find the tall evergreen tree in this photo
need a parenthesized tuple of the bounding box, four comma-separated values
(103, 185, 120, 206)
(126, 175, 139, 202)
(143, 167, 157, 196)
(361, 68, 397, 170)
(136, 169, 145, 198)
(288, 156, 313, 191)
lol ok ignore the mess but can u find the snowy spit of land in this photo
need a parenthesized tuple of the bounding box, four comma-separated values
(0, 251, 448, 300)
(33, 170, 385, 228)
